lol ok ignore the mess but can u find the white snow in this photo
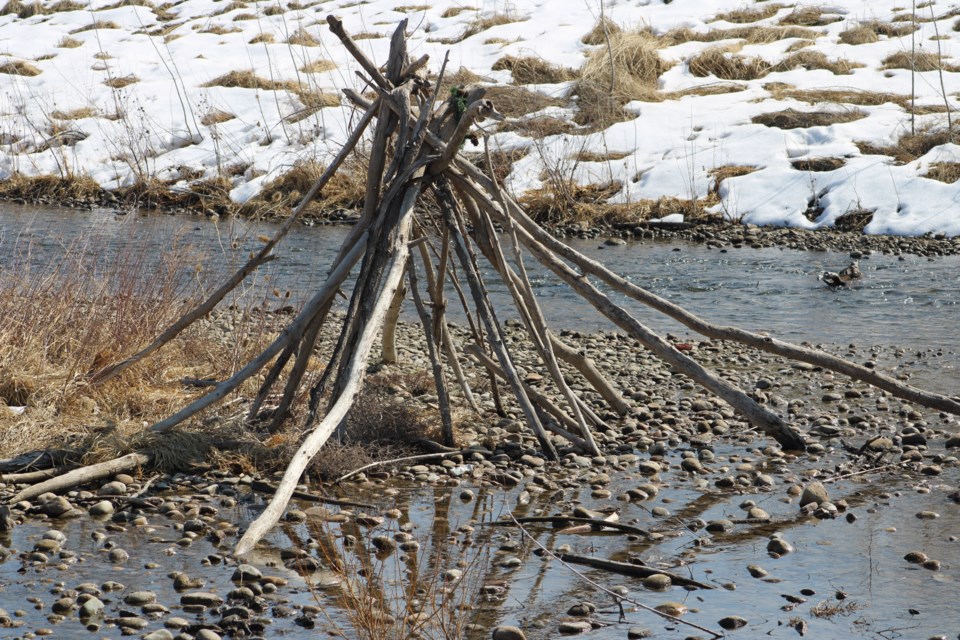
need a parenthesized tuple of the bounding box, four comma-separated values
(1, 0, 959, 235)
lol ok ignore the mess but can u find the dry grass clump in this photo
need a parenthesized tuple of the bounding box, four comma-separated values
(765, 83, 909, 107)
(691, 48, 857, 80)
(773, 50, 860, 74)
(200, 109, 235, 125)
(286, 87, 340, 122)
(70, 20, 120, 33)
(200, 24, 241, 35)
(0, 232, 261, 457)
(51, 106, 97, 120)
(203, 69, 286, 90)
(689, 48, 770, 80)
(103, 74, 139, 88)
(882, 50, 957, 72)
(482, 85, 562, 118)
(709, 164, 757, 191)
(440, 5, 473, 18)
(0, 0, 43, 18)
(465, 146, 528, 184)
(286, 28, 319, 46)
(249, 33, 275, 44)
(497, 114, 576, 137)
(394, 4, 430, 11)
(663, 24, 819, 45)
(520, 181, 625, 224)
(0, 59, 41, 76)
(779, 6, 842, 27)
(924, 162, 960, 183)
(57, 36, 83, 48)
(791, 157, 846, 171)
(451, 11, 525, 43)
(576, 29, 670, 126)
(841, 20, 916, 44)
(249, 158, 366, 217)
(856, 127, 956, 164)
(300, 58, 337, 73)
(716, 3, 783, 24)
(582, 15, 621, 45)
(491, 55, 576, 84)
(753, 108, 865, 129)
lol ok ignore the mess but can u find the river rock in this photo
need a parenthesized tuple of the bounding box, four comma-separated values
(904, 551, 928, 564)
(99, 481, 127, 496)
(654, 602, 687, 616)
(180, 592, 224, 607)
(627, 628, 652, 639)
(491, 625, 526, 640)
(558, 620, 592, 634)
(642, 574, 672, 590)
(142, 630, 174, 640)
(767, 537, 794, 556)
(79, 596, 104, 619)
(123, 591, 157, 606)
(800, 481, 829, 508)
(231, 564, 262, 583)
(41, 496, 74, 517)
(88, 500, 115, 516)
(719, 615, 748, 630)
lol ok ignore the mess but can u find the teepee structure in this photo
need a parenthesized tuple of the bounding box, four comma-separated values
(21, 16, 956, 557)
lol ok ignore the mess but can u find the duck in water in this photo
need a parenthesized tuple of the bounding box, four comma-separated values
(820, 261, 862, 287)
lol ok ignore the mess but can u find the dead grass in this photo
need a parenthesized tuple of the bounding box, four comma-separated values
(492, 55, 576, 84)
(482, 85, 562, 118)
(0, 227, 270, 457)
(752, 108, 865, 129)
(497, 115, 576, 137)
(778, 6, 842, 27)
(0, 60, 41, 76)
(465, 147, 528, 184)
(791, 157, 846, 171)
(663, 24, 820, 45)
(882, 50, 958, 72)
(70, 20, 120, 33)
(200, 109, 235, 125)
(576, 28, 670, 127)
(925, 162, 960, 183)
(451, 11, 525, 43)
(709, 164, 757, 192)
(582, 16, 621, 45)
(51, 106, 97, 120)
(440, 5, 473, 18)
(716, 3, 783, 24)
(690, 48, 858, 80)
(663, 82, 748, 100)
(246, 158, 367, 218)
(689, 47, 771, 80)
(394, 4, 430, 11)
(300, 58, 337, 73)
(249, 33, 275, 44)
(200, 24, 241, 35)
(286, 28, 319, 46)
(520, 181, 626, 225)
(841, 20, 916, 46)
(103, 74, 139, 88)
(856, 126, 956, 164)
(575, 149, 631, 162)
(57, 36, 83, 48)
(203, 69, 288, 90)
(765, 83, 910, 107)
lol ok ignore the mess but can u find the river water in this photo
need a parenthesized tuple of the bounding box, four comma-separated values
(1, 203, 958, 640)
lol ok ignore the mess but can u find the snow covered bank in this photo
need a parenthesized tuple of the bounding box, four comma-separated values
(1, 0, 958, 235)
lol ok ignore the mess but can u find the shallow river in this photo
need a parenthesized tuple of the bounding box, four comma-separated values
(1, 204, 958, 640)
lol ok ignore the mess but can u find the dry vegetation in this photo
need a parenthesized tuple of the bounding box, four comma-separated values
(450, 11, 525, 43)
(882, 50, 959, 72)
(778, 6, 842, 27)
(249, 33, 275, 44)
(57, 36, 83, 48)
(0, 59, 41, 76)
(286, 28, 320, 46)
(715, 3, 783, 24)
(663, 24, 819, 45)
(575, 28, 670, 127)
(300, 58, 337, 73)
(51, 106, 98, 120)
(491, 55, 576, 84)
(581, 16, 621, 45)
(103, 74, 140, 88)
(481, 85, 562, 118)
(925, 161, 960, 183)
(690, 48, 858, 80)
(856, 126, 957, 164)
(199, 109, 235, 125)
(791, 157, 846, 171)
(0, 233, 272, 457)
(839, 20, 917, 45)
(245, 158, 367, 217)
(752, 108, 866, 129)
(70, 20, 120, 33)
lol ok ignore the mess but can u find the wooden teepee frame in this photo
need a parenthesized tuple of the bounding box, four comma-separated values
(30, 17, 955, 556)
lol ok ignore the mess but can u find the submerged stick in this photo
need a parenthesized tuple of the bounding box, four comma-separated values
(9, 453, 150, 504)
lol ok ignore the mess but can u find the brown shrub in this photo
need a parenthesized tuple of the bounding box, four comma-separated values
(856, 127, 956, 164)
(772, 50, 860, 74)
(838, 25, 878, 45)
(200, 109, 235, 126)
(482, 85, 562, 118)
(752, 108, 865, 129)
(70, 20, 120, 33)
(57, 36, 83, 48)
(300, 58, 337, 73)
(882, 50, 956, 72)
(286, 28, 319, 46)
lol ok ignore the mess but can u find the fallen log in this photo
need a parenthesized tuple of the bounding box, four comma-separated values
(556, 552, 715, 590)
(9, 453, 150, 504)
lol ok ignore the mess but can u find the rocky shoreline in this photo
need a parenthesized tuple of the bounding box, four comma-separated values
(1, 318, 957, 639)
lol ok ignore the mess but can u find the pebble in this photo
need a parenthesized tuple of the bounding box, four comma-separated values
(642, 574, 671, 590)
(491, 625, 526, 640)
(719, 615, 748, 630)
(558, 620, 592, 634)
(799, 481, 829, 508)
(654, 602, 688, 616)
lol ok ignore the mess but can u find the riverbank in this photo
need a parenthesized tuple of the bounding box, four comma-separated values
(1, 318, 958, 639)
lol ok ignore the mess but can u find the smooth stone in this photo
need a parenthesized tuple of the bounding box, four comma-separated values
(180, 592, 224, 607)
(491, 625, 526, 640)
(642, 574, 672, 590)
(800, 481, 829, 508)
(558, 620, 592, 634)
(747, 564, 768, 578)
(79, 597, 105, 619)
(88, 501, 115, 517)
(123, 591, 157, 606)
(767, 538, 794, 556)
(719, 615, 748, 630)
(231, 564, 262, 583)
(654, 602, 687, 616)
(143, 631, 174, 640)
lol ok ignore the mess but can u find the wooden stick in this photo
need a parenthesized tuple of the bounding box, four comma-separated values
(556, 553, 714, 590)
(234, 187, 417, 557)
(485, 515, 650, 537)
(10, 453, 150, 504)
(147, 233, 367, 434)
(408, 254, 455, 446)
(1, 466, 78, 484)
(335, 449, 468, 484)
(381, 279, 407, 364)
(91, 100, 378, 385)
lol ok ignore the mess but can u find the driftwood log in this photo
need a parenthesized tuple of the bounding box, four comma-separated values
(17, 15, 957, 557)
